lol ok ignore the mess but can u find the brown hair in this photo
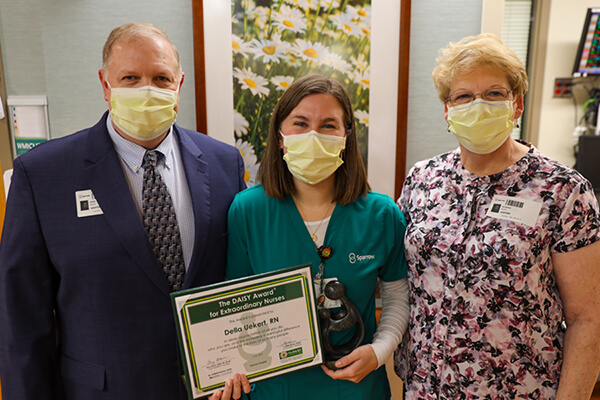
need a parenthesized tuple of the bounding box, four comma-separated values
(432, 33, 528, 103)
(102, 22, 181, 76)
(258, 74, 370, 205)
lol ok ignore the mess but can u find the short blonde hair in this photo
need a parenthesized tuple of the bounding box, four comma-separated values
(102, 22, 181, 75)
(432, 33, 528, 103)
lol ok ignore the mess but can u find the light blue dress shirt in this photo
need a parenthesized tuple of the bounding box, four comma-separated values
(106, 115, 195, 270)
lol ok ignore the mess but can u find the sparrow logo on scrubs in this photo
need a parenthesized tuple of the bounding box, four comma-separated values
(349, 253, 375, 264)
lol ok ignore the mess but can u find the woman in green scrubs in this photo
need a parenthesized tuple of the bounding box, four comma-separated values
(216, 74, 409, 400)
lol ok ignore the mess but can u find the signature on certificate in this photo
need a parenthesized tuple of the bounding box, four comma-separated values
(279, 339, 302, 349)
(203, 356, 233, 370)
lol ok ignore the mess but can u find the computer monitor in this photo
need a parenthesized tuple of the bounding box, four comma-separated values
(573, 8, 600, 77)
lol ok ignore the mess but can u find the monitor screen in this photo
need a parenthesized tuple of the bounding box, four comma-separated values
(573, 8, 600, 77)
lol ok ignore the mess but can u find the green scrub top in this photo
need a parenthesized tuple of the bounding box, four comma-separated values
(226, 184, 407, 400)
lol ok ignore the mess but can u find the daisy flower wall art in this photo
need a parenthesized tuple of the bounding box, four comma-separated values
(231, 0, 372, 187)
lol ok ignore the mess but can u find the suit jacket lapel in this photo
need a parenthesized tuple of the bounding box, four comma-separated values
(83, 113, 171, 295)
(174, 126, 210, 289)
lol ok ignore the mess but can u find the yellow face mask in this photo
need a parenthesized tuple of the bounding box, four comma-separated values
(281, 130, 346, 185)
(109, 85, 178, 141)
(447, 99, 514, 154)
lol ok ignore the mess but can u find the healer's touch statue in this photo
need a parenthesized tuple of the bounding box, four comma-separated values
(318, 280, 364, 370)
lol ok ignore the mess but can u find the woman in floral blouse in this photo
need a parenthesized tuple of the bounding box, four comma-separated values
(395, 33, 600, 399)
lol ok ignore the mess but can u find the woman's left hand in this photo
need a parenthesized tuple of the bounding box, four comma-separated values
(320, 344, 378, 383)
(207, 373, 251, 400)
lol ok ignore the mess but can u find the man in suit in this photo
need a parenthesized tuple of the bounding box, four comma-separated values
(0, 23, 248, 399)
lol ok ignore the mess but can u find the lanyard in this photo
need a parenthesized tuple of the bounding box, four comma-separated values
(315, 244, 332, 308)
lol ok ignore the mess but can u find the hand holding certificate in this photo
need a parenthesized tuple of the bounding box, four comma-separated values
(172, 264, 323, 399)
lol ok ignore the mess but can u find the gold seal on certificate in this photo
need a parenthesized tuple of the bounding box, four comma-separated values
(171, 264, 323, 399)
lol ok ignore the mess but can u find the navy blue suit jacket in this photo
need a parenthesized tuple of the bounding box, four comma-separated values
(0, 112, 246, 399)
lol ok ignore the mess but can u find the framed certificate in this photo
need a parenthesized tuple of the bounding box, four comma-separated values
(171, 264, 323, 399)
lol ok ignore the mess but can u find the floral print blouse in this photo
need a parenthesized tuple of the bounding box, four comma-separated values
(394, 142, 600, 399)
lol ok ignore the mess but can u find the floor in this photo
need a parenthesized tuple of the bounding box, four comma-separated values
(592, 382, 600, 400)
(385, 359, 404, 399)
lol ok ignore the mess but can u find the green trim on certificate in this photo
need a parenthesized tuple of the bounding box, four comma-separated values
(171, 264, 323, 399)
(186, 278, 304, 324)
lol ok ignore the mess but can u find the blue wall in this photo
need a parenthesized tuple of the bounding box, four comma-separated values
(0, 0, 196, 139)
(406, 0, 483, 170)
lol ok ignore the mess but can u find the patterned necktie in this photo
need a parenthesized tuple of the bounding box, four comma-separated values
(142, 150, 185, 291)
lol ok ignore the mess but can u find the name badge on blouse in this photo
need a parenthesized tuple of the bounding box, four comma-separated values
(486, 195, 542, 227)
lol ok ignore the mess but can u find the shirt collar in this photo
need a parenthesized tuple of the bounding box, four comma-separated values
(106, 113, 175, 173)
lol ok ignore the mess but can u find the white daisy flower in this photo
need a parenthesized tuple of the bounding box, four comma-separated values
(285, 53, 303, 67)
(245, 162, 260, 186)
(233, 67, 270, 97)
(235, 139, 259, 186)
(351, 67, 371, 90)
(271, 75, 295, 91)
(322, 52, 352, 74)
(250, 33, 288, 63)
(354, 110, 370, 127)
(272, 5, 307, 34)
(346, 5, 371, 23)
(232, 34, 255, 58)
(284, 0, 318, 10)
(252, 6, 271, 19)
(358, 21, 371, 37)
(351, 54, 370, 72)
(320, 0, 340, 9)
(330, 13, 361, 37)
(234, 110, 250, 137)
(248, 6, 271, 30)
(236, 139, 257, 167)
(291, 39, 328, 64)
